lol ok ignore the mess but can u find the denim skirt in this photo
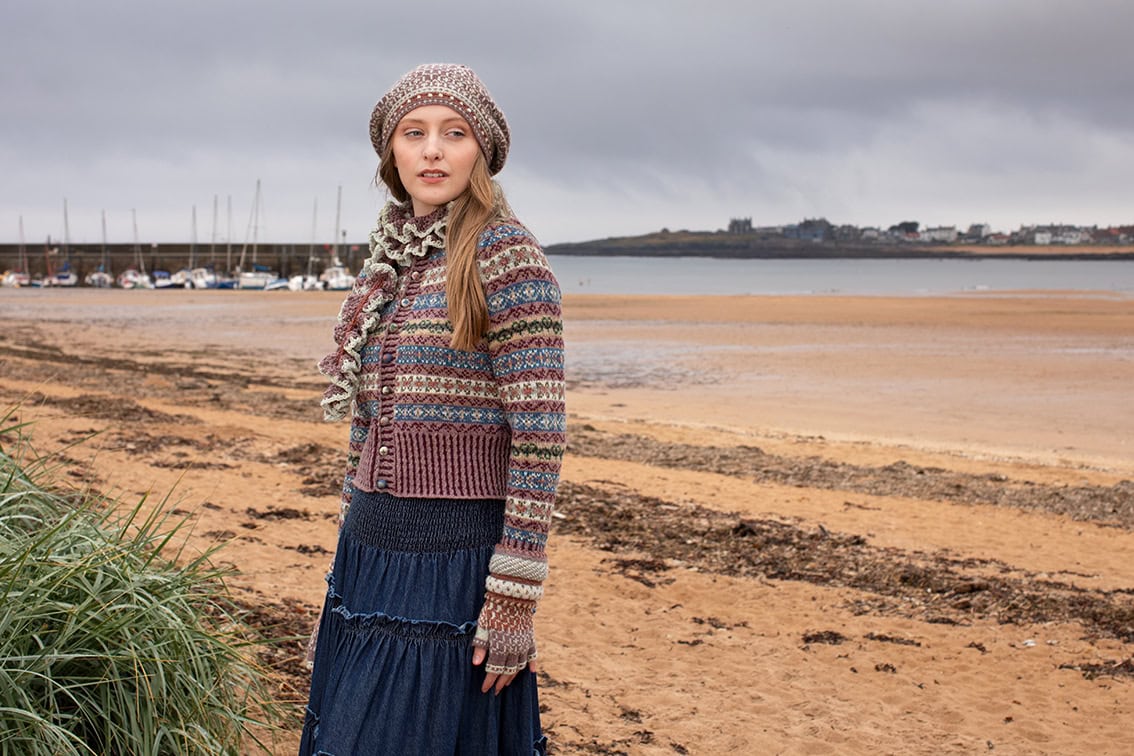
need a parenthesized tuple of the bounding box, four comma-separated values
(299, 489, 546, 755)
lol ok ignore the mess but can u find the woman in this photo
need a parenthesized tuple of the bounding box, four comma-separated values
(300, 63, 564, 755)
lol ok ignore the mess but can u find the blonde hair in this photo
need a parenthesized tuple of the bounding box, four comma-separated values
(378, 147, 509, 351)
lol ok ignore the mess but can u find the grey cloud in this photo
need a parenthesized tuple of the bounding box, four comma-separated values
(3, 0, 1133, 245)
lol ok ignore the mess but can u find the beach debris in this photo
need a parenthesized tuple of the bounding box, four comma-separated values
(244, 505, 316, 521)
(1057, 657, 1134, 680)
(863, 632, 922, 647)
(567, 427, 1134, 528)
(802, 630, 848, 645)
(555, 479, 1134, 652)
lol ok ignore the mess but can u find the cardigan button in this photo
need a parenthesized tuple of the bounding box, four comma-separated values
(376, 479, 388, 489)
(381, 352, 394, 364)
(378, 446, 389, 456)
(380, 385, 392, 395)
(378, 415, 391, 425)
(411, 271, 421, 281)
(400, 297, 410, 307)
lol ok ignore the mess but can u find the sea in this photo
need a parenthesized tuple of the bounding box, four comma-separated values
(546, 256, 1134, 296)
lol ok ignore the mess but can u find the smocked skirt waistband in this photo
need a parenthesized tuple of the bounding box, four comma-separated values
(343, 488, 505, 553)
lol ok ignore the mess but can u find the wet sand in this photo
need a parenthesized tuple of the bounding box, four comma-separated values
(1, 287, 1132, 754)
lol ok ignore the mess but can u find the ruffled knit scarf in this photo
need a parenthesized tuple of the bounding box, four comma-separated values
(317, 200, 449, 421)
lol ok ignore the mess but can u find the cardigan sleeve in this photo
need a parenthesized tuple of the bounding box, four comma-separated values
(338, 413, 367, 526)
(474, 221, 566, 674)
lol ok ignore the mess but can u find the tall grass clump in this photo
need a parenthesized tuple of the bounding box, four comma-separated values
(0, 410, 278, 755)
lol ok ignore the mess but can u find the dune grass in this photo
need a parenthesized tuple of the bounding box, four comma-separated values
(0, 410, 279, 755)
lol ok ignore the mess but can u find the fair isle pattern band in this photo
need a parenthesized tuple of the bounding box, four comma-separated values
(487, 280, 561, 315)
(396, 374, 499, 400)
(498, 380, 565, 403)
(491, 347, 564, 377)
(394, 404, 507, 425)
(393, 344, 492, 371)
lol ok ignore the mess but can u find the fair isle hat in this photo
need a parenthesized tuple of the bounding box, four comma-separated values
(369, 63, 511, 175)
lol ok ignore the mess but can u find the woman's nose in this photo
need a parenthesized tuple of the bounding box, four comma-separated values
(423, 135, 443, 159)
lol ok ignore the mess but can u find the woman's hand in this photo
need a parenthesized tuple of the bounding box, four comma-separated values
(472, 645, 538, 694)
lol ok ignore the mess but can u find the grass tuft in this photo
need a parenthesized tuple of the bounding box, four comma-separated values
(0, 408, 280, 755)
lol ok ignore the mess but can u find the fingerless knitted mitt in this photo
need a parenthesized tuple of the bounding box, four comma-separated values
(474, 548, 550, 673)
(474, 593, 538, 674)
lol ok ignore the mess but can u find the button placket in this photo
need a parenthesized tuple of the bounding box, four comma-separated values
(372, 258, 426, 488)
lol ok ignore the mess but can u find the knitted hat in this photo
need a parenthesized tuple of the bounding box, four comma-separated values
(369, 63, 510, 175)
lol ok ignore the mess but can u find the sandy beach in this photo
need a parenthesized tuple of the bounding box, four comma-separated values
(1, 287, 1132, 754)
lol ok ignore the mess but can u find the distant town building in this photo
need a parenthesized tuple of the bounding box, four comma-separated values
(887, 221, 920, 241)
(1052, 228, 1090, 245)
(784, 217, 832, 242)
(1093, 225, 1134, 244)
(921, 226, 959, 243)
(966, 223, 992, 240)
(728, 217, 753, 234)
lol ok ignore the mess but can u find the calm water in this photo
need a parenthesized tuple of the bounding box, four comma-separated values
(547, 256, 1134, 296)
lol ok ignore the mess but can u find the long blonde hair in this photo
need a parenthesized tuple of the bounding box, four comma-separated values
(378, 147, 508, 351)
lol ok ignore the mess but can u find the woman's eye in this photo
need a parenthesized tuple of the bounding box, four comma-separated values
(404, 129, 424, 138)
(446, 129, 467, 138)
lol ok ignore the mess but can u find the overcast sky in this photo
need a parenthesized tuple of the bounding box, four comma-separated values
(3, 0, 1133, 247)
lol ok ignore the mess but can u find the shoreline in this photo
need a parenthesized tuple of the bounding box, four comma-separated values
(2, 288, 1131, 472)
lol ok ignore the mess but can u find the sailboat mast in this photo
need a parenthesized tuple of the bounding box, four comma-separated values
(252, 179, 261, 265)
(236, 179, 259, 272)
(62, 198, 70, 259)
(332, 184, 342, 264)
(190, 205, 197, 269)
(101, 210, 109, 273)
(308, 197, 318, 277)
(132, 208, 145, 274)
(210, 194, 218, 264)
(226, 194, 233, 273)
(18, 216, 27, 272)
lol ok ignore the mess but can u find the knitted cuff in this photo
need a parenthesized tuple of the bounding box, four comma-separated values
(485, 574, 544, 601)
(473, 591, 537, 675)
(489, 552, 549, 583)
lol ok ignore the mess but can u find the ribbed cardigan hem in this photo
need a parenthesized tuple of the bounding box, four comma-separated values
(354, 429, 511, 499)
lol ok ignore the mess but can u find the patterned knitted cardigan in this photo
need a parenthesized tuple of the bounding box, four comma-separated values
(317, 199, 565, 674)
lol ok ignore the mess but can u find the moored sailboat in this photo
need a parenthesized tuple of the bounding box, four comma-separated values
(3, 216, 32, 287)
(319, 186, 355, 290)
(234, 179, 285, 289)
(118, 209, 154, 289)
(43, 200, 79, 286)
(85, 210, 113, 287)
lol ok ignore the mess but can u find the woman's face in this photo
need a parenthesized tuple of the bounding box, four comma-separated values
(391, 104, 481, 217)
